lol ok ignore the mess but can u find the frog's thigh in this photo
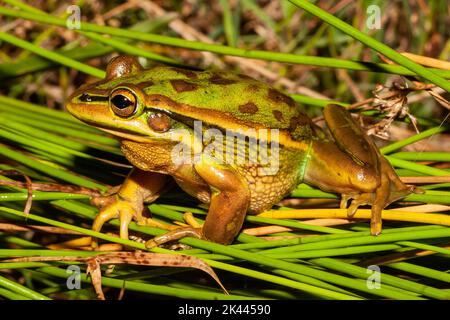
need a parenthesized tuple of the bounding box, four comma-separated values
(194, 158, 250, 245)
(315, 104, 415, 235)
(323, 104, 380, 167)
(305, 140, 380, 194)
(305, 104, 383, 193)
(322, 104, 408, 198)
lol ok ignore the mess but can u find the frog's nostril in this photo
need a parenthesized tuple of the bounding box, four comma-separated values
(79, 93, 92, 102)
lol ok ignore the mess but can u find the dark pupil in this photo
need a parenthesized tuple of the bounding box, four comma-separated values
(111, 95, 132, 109)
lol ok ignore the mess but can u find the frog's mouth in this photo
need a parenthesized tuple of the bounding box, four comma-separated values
(95, 127, 157, 144)
(67, 97, 158, 143)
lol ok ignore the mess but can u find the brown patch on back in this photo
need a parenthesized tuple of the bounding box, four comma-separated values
(246, 84, 260, 93)
(273, 110, 284, 122)
(136, 80, 154, 89)
(209, 74, 237, 85)
(147, 94, 266, 129)
(171, 67, 198, 79)
(144, 94, 310, 149)
(237, 74, 254, 80)
(239, 102, 259, 114)
(170, 79, 199, 93)
(289, 115, 310, 131)
(268, 88, 296, 108)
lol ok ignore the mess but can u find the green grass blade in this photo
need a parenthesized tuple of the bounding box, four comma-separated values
(288, 0, 450, 92)
(1, 6, 450, 78)
(0, 274, 51, 300)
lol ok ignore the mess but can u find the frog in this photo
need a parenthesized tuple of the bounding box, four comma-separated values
(66, 55, 417, 248)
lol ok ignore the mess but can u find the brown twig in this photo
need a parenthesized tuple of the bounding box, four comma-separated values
(1, 170, 33, 215)
(400, 176, 450, 184)
(4, 251, 228, 299)
(0, 179, 101, 197)
(0, 223, 82, 235)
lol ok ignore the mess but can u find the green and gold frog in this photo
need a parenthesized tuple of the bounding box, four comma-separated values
(66, 55, 417, 247)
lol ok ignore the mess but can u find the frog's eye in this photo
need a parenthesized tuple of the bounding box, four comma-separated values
(148, 113, 171, 133)
(110, 89, 138, 117)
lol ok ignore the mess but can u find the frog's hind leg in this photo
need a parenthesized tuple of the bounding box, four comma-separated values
(307, 104, 418, 235)
(327, 104, 420, 234)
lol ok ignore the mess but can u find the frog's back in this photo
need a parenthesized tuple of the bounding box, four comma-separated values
(94, 65, 317, 142)
(138, 66, 316, 141)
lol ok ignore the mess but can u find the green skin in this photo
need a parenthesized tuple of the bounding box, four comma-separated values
(66, 55, 416, 247)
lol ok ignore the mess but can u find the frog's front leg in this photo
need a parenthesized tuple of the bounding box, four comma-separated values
(91, 168, 167, 247)
(146, 156, 250, 247)
(305, 104, 417, 235)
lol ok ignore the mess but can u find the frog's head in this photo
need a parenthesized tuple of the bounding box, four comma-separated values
(66, 55, 186, 143)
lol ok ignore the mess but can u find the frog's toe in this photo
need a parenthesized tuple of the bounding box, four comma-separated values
(339, 194, 350, 211)
(145, 212, 204, 248)
(92, 208, 119, 248)
(119, 209, 133, 240)
(341, 191, 373, 216)
(183, 212, 203, 228)
(387, 184, 422, 203)
(340, 192, 382, 235)
(370, 203, 383, 236)
(91, 196, 143, 248)
(137, 217, 179, 231)
(346, 194, 373, 218)
(342, 173, 417, 235)
(145, 227, 203, 248)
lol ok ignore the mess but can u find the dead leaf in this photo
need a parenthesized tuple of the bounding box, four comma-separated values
(3, 251, 228, 299)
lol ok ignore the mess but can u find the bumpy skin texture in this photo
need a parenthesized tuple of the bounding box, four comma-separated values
(66, 55, 416, 246)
